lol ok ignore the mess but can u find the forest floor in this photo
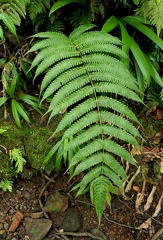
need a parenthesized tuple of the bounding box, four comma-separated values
(0, 108, 163, 240)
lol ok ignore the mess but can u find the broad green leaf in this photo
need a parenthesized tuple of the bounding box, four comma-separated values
(0, 13, 17, 37)
(49, 0, 80, 16)
(101, 16, 119, 33)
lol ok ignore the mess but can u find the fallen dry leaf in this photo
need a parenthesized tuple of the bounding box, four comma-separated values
(146, 106, 157, 116)
(135, 175, 146, 214)
(152, 109, 163, 120)
(133, 185, 141, 193)
(130, 146, 142, 157)
(153, 132, 162, 144)
(9, 211, 23, 232)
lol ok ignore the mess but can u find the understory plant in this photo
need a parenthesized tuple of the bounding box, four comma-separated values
(28, 24, 143, 223)
(0, 148, 26, 191)
(0, 130, 26, 191)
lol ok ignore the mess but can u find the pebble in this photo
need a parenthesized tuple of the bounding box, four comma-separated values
(16, 190, 22, 197)
(11, 237, 18, 240)
(0, 223, 3, 230)
(22, 191, 30, 199)
(3, 223, 9, 230)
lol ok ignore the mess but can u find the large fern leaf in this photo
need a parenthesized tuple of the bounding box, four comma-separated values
(0, 0, 28, 26)
(138, 0, 163, 36)
(29, 24, 142, 224)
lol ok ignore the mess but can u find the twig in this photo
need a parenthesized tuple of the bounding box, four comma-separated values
(103, 213, 135, 229)
(38, 173, 58, 219)
(0, 145, 7, 153)
(125, 166, 141, 192)
(135, 174, 146, 214)
(144, 186, 157, 211)
(150, 227, 163, 240)
(56, 231, 105, 240)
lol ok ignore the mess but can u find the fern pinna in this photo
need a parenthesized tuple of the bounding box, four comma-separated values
(28, 24, 142, 224)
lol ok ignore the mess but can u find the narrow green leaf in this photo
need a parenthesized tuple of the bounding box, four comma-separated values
(101, 16, 119, 33)
(13, 100, 30, 123)
(42, 140, 63, 168)
(0, 97, 7, 106)
(56, 142, 64, 172)
(119, 22, 150, 84)
(0, 25, 4, 40)
(122, 16, 163, 49)
(144, 55, 163, 88)
(11, 99, 21, 128)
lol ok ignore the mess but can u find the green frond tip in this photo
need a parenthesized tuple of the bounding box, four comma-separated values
(90, 176, 111, 224)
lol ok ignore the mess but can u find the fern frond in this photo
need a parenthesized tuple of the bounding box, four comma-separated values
(0, 0, 27, 26)
(139, 0, 163, 36)
(27, 0, 50, 24)
(30, 26, 142, 224)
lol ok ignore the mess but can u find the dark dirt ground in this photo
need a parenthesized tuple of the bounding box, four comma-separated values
(0, 162, 163, 240)
(0, 109, 163, 240)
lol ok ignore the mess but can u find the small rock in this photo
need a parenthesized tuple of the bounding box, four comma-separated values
(31, 212, 44, 219)
(3, 223, 9, 230)
(22, 190, 30, 199)
(89, 228, 107, 240)
(0, 223, 3, 230)
(25, 217, 52, 240)
(43, 192, 68, 213)
(16, 190, 22, 197)
(60, 208, 82, 232)
(11, 237, 18, 240)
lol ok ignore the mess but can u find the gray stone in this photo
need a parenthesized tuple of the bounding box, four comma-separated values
(22, 190, 31, 199)
(89, 228, 107, 240)
(31, 212, 44, 219)
(25, 217, 52, 240)
(43, 192, 68, 213)
(60, 208, 82, 232)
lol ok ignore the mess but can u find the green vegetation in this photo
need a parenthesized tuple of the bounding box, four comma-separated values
(0, 0, 163, 224)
